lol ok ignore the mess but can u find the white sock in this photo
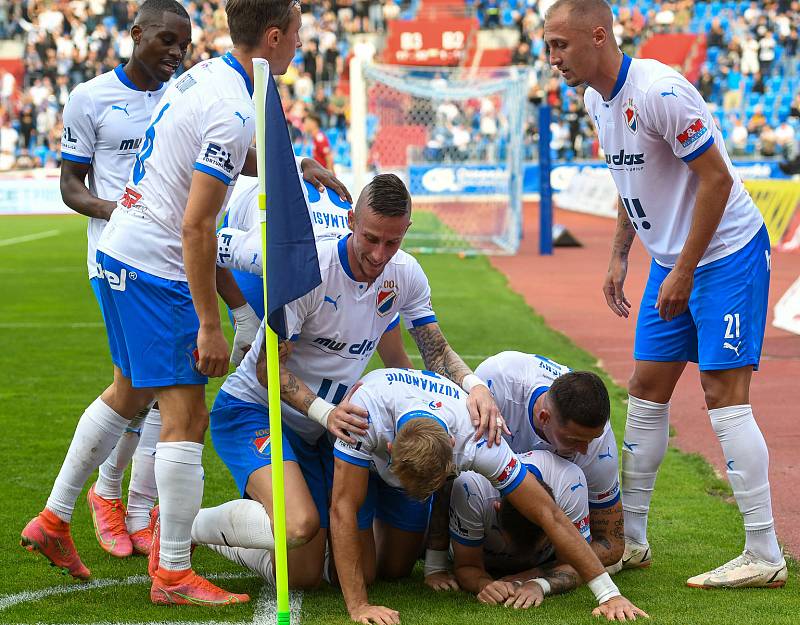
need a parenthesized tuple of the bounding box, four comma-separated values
(154, 441, 204, 571)
(709, 404, 782, 563)
(192, 499, 274, 549)
(126, 407, 161, 534)
(94, 405, 150, 500)
(46, 397, 130, 522)
(208, 544, 274, 582)
(621, 395, 670, 546)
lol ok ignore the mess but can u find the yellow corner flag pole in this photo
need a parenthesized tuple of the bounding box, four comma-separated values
(253, 58, 290, 625)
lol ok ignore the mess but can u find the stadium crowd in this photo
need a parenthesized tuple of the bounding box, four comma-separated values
(0, 0, 797, 170)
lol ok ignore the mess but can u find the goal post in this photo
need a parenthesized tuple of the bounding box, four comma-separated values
(350, 60, 530, 255)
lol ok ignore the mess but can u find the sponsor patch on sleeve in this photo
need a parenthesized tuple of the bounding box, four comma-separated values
(576, 514, 592, 542)
(676, 118, 708, 148)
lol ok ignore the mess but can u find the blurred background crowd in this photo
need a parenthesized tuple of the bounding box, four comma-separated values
(0, 0, 796, 171)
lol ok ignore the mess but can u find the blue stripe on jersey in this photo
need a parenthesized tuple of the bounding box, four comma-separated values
(527, 386, 549, 429)
(608, 54, 632, 101)
(222, 52, 254, 97)
(396, 409, 449, 434)
(449, 531, 483, 547)
(497, 465, 526, 496)
(333, 447, 371, 467)
(337, 234, 357, 281)
(524, 463, 543, 481)
(113, 64, 161, 92)
(194, 162, 233, 185)
(62, 153, 92, 164)
(411, 315, 437, 327)
(682, 135, 715, 163)
(384, 315, 400, 333)
(589, 491, 621, 509)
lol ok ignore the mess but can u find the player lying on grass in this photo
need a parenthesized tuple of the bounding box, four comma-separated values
(330, 368, 648, 624)
(449, 449, 593, 609)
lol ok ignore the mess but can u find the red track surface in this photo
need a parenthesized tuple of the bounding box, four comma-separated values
(491, 204, 800, 557)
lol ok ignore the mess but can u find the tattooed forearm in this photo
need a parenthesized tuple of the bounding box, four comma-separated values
(426, 480, 454, 550)
(408, 323, 471, 385)
(612, 197, 636, 257)
(539, 563, 581, 596)
(589, 503, 625, 565)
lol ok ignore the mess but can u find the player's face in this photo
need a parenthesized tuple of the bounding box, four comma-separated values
(269, 5, 303, 76)
(541, 403, 604, 456)
(133, 12, 192, 83)
(348, 207, 411, 283)
(543, 9, 599, 87)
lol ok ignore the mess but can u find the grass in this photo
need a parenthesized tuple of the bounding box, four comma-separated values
(0, 215, 796, 624)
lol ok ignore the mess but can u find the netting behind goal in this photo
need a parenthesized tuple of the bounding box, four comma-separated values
(350, 61, 529, 255)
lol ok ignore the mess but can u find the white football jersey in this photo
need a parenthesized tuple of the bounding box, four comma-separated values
(585, 55, 763, 268)
(475, 352, 620, 508)
(334, 369, 525, 495)
(60, 65, 168, 278)
(449, 450, 591, 571)
(97, 53, 256, 281)
(222, 236, 436, 443)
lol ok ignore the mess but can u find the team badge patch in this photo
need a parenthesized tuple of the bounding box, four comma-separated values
(495, 456, 519, 488)
(428, 400, 443, 411)
(251, 431, 271, 458)
(677, 118, 708, 148)
(376, 287, 397, 317)
(623, 98, 638, 134)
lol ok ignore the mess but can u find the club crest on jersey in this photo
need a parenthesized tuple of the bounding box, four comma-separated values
(376, 286, 397, 317)
(677, 118, 708, 148)
(622, 99, 638, 134)
(495, 456, 519, 486)
(428, 400, 442, 411)
(251, 431, 271, 458)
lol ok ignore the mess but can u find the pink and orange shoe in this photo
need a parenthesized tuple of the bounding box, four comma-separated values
(147, 505, 160, 578)
(20, 509, 91, 580)
(129, 526, 152, 556)
(86, 483, 132, 558)
(151, 567, 250, 606)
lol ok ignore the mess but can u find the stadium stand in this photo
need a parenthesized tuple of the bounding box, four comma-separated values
(0, 0, 796, 171)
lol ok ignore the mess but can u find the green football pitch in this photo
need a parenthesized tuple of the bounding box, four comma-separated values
(0, 215, 796, 624)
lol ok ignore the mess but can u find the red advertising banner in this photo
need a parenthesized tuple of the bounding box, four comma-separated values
(383, 18, 479, 65)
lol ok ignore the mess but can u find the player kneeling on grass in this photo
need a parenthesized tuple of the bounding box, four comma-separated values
(330, 368, 648, 624)
(450, 450, 593, 609)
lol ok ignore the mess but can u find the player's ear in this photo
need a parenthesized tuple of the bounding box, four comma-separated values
(131, 24, 143, 46)
(450, 435, 456, 448)
(347, 208, 355, 230)
(387, 441, 393, 455)
(266, 25, 282, 49)
(592, 25, 607, 48)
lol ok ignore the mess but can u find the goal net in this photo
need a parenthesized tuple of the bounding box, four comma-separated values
(349, 60, 529, 255)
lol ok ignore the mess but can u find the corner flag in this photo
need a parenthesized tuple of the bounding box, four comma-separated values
(264, 71, 321, 338)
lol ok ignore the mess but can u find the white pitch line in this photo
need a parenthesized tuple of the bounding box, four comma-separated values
(252, 588, 304, 625)
(0, 230, 60, 247)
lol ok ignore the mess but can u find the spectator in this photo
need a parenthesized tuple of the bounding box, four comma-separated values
(758, 31, 776, 76)
(759, 125, 778, 157)
(722, 64, 744, 111)
(748, 104, 768, 135)
(697, 66, 715, 101)
(707, 18, 726, 48)
(775, 121, 797, 159)
(730, 117, 749, 157)
(741, 35, 760, 75)
(304, 112, 334, 173)
(751, 70, 766, 95)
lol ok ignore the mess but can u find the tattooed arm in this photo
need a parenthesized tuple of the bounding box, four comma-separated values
(587, 502, 625, 566)
(603, 196, 637, 318)
(408, 322, 505, 444)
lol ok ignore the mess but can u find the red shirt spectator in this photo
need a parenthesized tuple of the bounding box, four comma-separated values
(304, 113, 334, 173)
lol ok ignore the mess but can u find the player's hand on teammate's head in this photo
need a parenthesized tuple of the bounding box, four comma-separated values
(424, 570, 460, 592)
(327, 382, 369, 444)
(468, 385, 509, 447)
(349, 603, 400, 625)
(603, 256, 632, 318)
(196, 326, 230, 378)
(300, 157, 353, 204)
(592, 595, 649, 621)
(504, 580, 545, 609)
(477, 580, 517, 605)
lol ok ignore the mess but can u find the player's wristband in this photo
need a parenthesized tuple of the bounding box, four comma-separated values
(527, 578, 551, 596)
(461, 374, 488, 393)
(307, 397, 335, 428)
(587, 572, 621, 604)
(423, 549, 450, 577)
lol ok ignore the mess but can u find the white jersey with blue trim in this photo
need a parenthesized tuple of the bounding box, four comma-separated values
(584, 55, 763, 268)
(334, 369, 525, 496)
(475, 352, 620, 509)
(449, 450, 591, 571)
(97, 53, 255, 281)
(222, 237, 436, 444)
(60, 65, 168, 278)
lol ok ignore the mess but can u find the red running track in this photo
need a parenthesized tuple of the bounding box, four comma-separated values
(490, 204, 800, 557)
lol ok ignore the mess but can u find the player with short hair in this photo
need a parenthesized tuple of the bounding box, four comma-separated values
(449, 450, 592, 609)
(331, 368, 647, 624)
(304, 113, 334, 173)
(545, 0, 786, 588)
(92, 0, 306, 607)
(21, 0, 192, 578)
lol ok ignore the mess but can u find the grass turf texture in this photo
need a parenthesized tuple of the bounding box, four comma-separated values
(0, 214, 795, 624)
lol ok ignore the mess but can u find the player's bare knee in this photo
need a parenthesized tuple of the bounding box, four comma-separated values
(286, 510, 320, 547)
(288, 567, 323, 590)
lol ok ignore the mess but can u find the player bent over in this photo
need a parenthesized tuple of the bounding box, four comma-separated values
(330, 368, 648, 624)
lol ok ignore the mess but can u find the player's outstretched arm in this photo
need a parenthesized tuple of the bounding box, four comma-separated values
(184, 171, 232, 377)
(603, 196, 635, 318)
(452, 541, 516, 605)
(59, 160, 117, 220)
(330, 459, 399, 625)
(424, 480, 459, 591)
(408, 322, 509, 445)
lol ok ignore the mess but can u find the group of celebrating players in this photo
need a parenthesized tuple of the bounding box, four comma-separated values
(19, 0, 788, 622)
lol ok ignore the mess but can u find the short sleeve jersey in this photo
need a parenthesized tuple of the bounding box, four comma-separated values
(221, 238, 436, 443)
(97, 53, 256, 281)
(449, 449, 591, 571)
(60, 65, 168, 278)
(333, 369, 525, 496)
(584, 55, 763, 268)
(475, 352, 620, 509)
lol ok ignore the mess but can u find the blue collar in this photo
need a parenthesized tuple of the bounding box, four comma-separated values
(114, 64, 161, 92)
(396, 410, 449, 434)
(525, 463, 543, 481)
(338, 234, 358, 282)
(607, 54, 631, 101)
(527, 386, 549, 430)
(222, 52, 254, 97)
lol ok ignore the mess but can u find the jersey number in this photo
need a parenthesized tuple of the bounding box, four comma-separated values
(621, 197, 651, 231)
(317, 378, 348, 404)
(133, 103, 170, 185)
(724, 313, 741, 339)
